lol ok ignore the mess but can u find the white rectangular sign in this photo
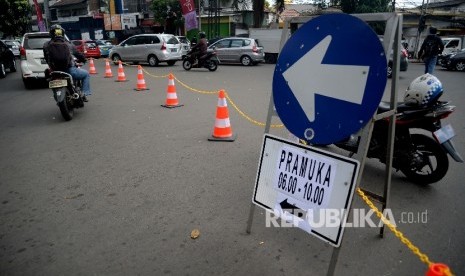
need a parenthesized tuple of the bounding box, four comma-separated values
(252, 134, 359, 247)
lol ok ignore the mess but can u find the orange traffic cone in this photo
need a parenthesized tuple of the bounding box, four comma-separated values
(426, 263, 452, 276)
(104, 59, 113, 78)
(208, 90, 236, 142)
(134, 65, 148, 91)
(115, 60, 128, 82)
(161, 73, 183, 108)
(88, 58, 97, 74)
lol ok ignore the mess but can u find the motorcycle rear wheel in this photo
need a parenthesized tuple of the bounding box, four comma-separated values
(182, 60, 192, 71)
(58, 88, 74, 121)
(208, 60, 218, 71)
(400, 134, 448, 185)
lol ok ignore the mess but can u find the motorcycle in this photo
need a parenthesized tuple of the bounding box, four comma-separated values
(182, 48, 219, 71)
(46, 66, 85, 121)
(335, 99, 463, 185)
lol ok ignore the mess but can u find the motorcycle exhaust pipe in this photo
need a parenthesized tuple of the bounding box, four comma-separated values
(72, 93, 80, 99)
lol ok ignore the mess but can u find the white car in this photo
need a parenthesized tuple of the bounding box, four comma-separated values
(176, 36, 191, 58)
(20, 32, 52, 89)
(109, 34, 182, 66)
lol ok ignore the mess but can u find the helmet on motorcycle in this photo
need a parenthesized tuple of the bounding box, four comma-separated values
(50, 24, 65, 39)
(199, 32, 206, 39)
(404, 73, 443, 106)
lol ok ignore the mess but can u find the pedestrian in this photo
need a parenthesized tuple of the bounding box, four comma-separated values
(418, 27, 444, 74)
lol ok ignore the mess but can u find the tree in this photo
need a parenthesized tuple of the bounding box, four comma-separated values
(0, 0, 32, 38)
(151, 0, 183, 34)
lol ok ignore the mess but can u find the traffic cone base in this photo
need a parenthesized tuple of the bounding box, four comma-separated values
(209, 90, 236, 142)
(208, 133, 237, 142)
(162, 74, 182, 108)
(161, 103, 184, 108)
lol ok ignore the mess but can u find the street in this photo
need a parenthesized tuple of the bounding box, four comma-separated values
(0, 59, 464, 276)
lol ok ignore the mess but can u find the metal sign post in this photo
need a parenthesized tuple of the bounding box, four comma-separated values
(246, 12, 403, 276)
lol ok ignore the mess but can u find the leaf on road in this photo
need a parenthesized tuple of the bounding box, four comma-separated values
(191, 229, 200, 239)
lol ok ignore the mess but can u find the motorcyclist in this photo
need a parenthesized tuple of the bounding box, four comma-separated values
(43, 24, 92, 102)
(190, 32, 208, 66)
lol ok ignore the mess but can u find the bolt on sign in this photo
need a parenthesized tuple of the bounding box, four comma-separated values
(252, 135, 360, 247)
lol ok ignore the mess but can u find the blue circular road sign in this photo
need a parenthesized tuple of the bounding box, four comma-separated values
(273, 13, 387, 145)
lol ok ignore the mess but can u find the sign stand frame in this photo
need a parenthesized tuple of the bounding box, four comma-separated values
(246, 12, 403, 276)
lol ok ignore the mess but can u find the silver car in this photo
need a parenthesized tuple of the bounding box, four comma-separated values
(208, 37, 265, 66)
(2, 40, 20, 57)
(109, 34, 182, 67)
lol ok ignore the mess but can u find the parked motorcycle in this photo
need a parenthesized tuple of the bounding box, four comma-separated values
(335, 74, 463, 185)
(182, 48, 219, 71)
(46, 67, 85, 121)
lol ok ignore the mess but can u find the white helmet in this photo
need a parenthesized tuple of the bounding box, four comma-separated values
(404, 74, 443, 106)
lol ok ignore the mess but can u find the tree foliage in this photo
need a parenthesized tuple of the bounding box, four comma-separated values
(150, 0, 183, 30)
(0, 0, 32, 38)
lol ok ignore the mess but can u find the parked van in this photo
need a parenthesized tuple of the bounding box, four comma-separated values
(441, 36, 465, 55)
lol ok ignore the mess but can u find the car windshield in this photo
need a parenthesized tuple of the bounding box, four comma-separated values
(178, 37, 189, 44)
(86, 42, 97, 48)
(164, 36, 179, 45)
(24, 36, 50, 49)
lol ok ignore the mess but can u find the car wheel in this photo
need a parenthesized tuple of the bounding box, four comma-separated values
(10, 59, 16, 72)
(23, 78, 33, 89)
(455, 61, 465, 71)
(387, 63, 393, 78)
(112, 54, 121, 65)
(167, 60, 176, 66)
(240, 55, 252, 66)
(148, 55, 159, 67)
(0, 63, 5, 78)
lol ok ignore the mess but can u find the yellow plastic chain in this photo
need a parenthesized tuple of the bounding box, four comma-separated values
(357, 188, 453, 276)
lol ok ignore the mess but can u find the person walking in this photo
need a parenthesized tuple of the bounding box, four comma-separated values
(418, 27, 444, 74)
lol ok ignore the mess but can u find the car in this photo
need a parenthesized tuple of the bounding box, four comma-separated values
(19, 32, 52, 88)
(207, 37, 265, 66)
(444, 50, 465, 71)
(380, 38, 409, 78)
(2, 40, 20, 57)
(109, 34, 182, 66)
(0, 40, 17, 78)
(95, 40, 114, 57)
(176, 36, 191, 58)
(439, 48, 465, 68)
(71, 40, 101, 59)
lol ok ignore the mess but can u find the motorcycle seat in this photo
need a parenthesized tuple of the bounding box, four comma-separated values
(378, 101, 423, 113)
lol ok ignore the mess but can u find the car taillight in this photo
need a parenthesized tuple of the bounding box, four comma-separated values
(252, 45, 258, 52)
(20, 46, 26, 59)
(161, 42, 166, 50)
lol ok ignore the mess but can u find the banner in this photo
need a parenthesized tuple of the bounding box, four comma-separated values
(103, 14, 122, 30)
(179, 0, 195, 15)
(184, 11, 198, 31)
(32, 0, 46, 32)
(179, 0, 198, 31)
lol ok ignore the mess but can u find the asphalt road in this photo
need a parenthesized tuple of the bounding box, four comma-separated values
(0, 59, 464, 276)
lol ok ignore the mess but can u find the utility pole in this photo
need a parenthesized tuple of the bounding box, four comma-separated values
(414, 0, 429, 59)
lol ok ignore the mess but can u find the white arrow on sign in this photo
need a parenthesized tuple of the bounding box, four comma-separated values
(282, 35, 369, 122)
